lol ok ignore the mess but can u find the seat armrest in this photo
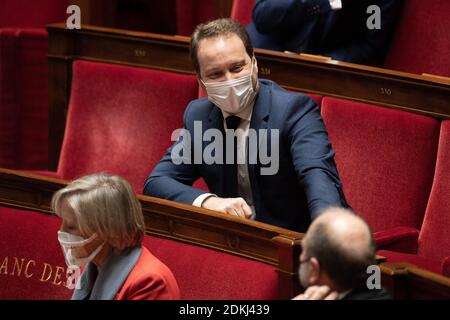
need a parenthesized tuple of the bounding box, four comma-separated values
(374, 226, 419, 254)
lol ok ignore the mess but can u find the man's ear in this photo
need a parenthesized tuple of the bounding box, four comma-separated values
(309, 257, 321, 285)
(197, 74, 206, 89)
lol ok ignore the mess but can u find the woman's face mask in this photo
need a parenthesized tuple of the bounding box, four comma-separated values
(201, 58, 258, 115)
(57, 231, 104, 267)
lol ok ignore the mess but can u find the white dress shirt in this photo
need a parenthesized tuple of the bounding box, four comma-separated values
(329, 0, 342, 10)
(192, 104, 256, 219)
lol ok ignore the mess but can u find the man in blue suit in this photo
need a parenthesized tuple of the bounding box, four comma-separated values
(144, 18, 349, 232)
(247, 0, 403, 66)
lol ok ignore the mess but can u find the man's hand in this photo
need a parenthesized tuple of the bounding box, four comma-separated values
(292, 285, 339, 300)
(202, 197, 253, 219)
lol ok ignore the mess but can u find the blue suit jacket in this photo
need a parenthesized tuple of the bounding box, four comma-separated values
(247, 0, 403, 66)
(144, 79, 348, 232)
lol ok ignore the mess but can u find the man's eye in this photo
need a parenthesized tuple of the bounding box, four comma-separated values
(232, 66, 244, 72)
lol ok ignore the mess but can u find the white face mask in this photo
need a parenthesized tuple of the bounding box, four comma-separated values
(57, 231, 105, 267)
(201, 58, 257, 115)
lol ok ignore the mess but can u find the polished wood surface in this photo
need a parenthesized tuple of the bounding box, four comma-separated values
(0, 168, 303, 299)
(380, 263, 450, 299)
(46, 23, 450, 170)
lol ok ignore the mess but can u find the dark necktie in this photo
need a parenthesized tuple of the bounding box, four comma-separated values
(225, 115, 241, 130)
(224, 116, 241, 197)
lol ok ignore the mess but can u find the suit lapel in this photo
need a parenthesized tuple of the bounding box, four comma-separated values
(205, 106, 231, 196)
(248, 82, 271, 211)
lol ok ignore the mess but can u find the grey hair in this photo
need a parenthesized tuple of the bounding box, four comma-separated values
(51, 173, 145, 251)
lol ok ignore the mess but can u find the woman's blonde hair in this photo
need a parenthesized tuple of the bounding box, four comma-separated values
(51, 173, 145, 251)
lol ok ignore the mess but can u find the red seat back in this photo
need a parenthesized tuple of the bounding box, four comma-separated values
(142, 235, 278, 299)
(0, 0, 68, 28)
(321, 98, 440, 232)
(57, 61, 199, 192)
(230, 0, 255, 26)
(0, 207, 72, 299)
(383, 0, 450, 77)
(418, 121, 450, 261)
(0, 28, 48, 170)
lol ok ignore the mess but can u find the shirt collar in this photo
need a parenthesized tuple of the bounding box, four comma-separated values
(221, 102, 254, 122)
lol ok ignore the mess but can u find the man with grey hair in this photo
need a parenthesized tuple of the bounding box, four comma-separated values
(293, 207, 391, 300)
(145, 18, 349, 232)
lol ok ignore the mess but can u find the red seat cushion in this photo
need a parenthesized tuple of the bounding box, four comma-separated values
(377, 249, 442, 275)
(321, 97, 440, 233)
(143, 235, 278, 300)
(0, 207, 72, 299)
(417, 121, 450, 261)
(58, 61, 199, 193)
(383, 0, 450, 77)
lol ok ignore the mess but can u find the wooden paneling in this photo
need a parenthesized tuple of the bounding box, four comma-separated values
(46, 24, 450, 170)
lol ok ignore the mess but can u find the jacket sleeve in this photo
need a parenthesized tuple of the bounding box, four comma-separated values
(323, 0, 404, 65)
(143, 102, 207, 204)
(252, 0, 332, 34)
(284, 94, 349, 220)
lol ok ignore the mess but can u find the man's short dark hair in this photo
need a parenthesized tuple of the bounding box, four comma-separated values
(190, 18, 254, 74)
(305, 221, 377, 291)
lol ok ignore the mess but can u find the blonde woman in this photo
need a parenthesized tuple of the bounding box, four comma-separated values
(52, 173, 180, 300)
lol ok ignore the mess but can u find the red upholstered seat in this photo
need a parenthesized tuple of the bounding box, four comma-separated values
(321, 97, 440, 251)
(0, 28, 49, 170)
(0, 0, 67, 28)
(175, 0, 219, 36)
(142, 235, 278, 300)
(56, 61, 199, 193)
(378, 121, 450, 276)
(383, 0, 450, 77)
(418, 121, 450, 263)
(0, 207, 72, 299)
(230, 0, 255, 27)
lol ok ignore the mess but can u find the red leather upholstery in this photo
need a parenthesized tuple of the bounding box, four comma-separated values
(321, 98, 440, 243)
(57, 60, 199, 193)
(383, 0, 450, 77)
